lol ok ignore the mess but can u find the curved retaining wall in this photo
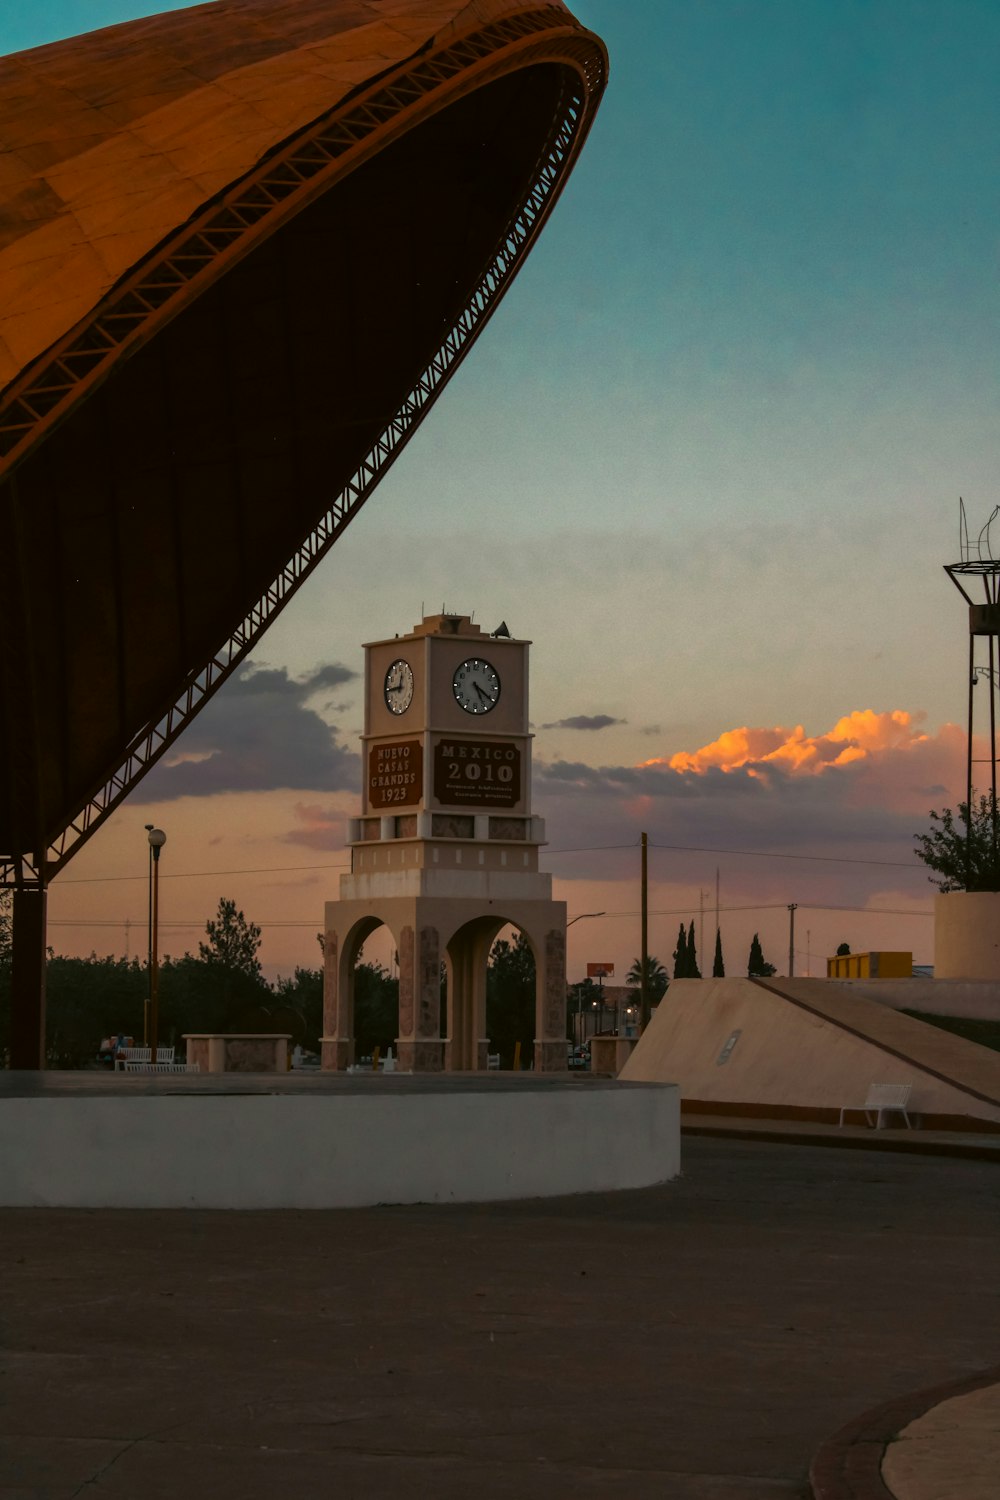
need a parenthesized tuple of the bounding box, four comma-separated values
(0, 1080, 679, 1209)
(935, 892, 1000, 980)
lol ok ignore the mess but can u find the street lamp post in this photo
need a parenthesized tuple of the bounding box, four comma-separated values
(147, 828, 166, 1062)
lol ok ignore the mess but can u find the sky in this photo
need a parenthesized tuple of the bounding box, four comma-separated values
(6, 0, 1000, 983)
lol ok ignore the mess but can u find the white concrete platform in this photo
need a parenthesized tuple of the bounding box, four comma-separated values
(0, 1073, 680, 1209)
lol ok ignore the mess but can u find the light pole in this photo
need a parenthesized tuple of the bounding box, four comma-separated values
(147, 828, 166, 1061)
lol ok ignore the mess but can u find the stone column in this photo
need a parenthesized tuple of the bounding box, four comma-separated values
(320, 928, 352, 1070)
(397, 921, 443, 1071)
(534, 925, 568, 1072)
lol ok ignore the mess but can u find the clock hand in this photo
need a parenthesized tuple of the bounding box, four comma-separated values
(473, 681, 490, 701)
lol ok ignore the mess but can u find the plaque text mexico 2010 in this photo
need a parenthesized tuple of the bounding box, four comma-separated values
(433, 739, 521, 807)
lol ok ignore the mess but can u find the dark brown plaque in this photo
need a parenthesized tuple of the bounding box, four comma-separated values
(368, 739, 422, 809)
(433, 739, 521, 807)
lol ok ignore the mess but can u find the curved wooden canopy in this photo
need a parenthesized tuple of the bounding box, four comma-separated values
(0, 0, 606, 882)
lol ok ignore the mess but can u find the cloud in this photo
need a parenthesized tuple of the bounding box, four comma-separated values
(284, 802, 345, 851)
(644, 710, 927, 776)
(535, 710, 967, 896)
(542, 714, 625, 731)
(140, 662, 360, 800)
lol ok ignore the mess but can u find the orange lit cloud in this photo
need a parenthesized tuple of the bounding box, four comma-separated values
(643, 709, 927, 777)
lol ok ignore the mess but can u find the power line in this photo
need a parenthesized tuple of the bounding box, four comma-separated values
(57, 859, 351, 886)
(646, 840, 923, 872)
(53, 837, 928, 888)
(46, 900, 933, 931)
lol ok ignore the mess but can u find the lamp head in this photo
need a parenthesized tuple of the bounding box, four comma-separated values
(147, 828, 167, 856)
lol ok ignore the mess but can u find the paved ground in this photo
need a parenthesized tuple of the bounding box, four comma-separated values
(882, 1381, 1000, 1500)
(2, 1137, 997, 1499)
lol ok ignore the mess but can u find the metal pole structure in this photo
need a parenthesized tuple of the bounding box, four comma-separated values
(147, 828, 166, 1061)
(944, 509, 1000, 892)
(990, 634, 998, 870)
(787, 903, 798, 978)
(967, 636, 976, 890)
(639, 832, 650, 1031)
(144, 822, 154, 1046)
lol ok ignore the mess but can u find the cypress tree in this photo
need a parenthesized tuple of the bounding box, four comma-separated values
(713, 927, 725, 978)
(747, 933, 776, 977)
(687, 920, 701, 979)
(673, 923, 688, 978)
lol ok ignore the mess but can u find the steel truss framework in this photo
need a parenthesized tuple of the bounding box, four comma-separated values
(945, 556, 1000, 853)
(0, 8, 606, 889)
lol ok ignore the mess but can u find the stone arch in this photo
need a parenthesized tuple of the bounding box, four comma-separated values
(439, 911, 566, 1071)
(443, 915, 506, 1070)
(322, 892, 566, 1072)
(322, 913, 399, 1071)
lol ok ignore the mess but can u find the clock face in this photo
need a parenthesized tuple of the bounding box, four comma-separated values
(384, 658, 414, 715)
(453, 657, 501, 715)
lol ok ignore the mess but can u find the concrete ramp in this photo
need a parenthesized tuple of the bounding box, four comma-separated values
(620, 977, 1000, 1125)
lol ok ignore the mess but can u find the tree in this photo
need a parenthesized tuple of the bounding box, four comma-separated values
(747, 932, 776, 978)
(274, 966, 323, 1049)
(199, 897, 263, 975)
(44, 953, 147, 1067)
(195, 898, 268, 1025)
(626, 955, 669, 1002)
(712, 928, 725, 978)
(686, 920, 701, 979)
(487, 931, 535, 1067)
(914, 795, 1000, 892)
(672, 923, 688, 978)
(836, 942, 851, 956)
(353, 961, 399, 1059)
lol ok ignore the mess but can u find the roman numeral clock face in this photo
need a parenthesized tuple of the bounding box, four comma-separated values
(453, 657, 500, 714)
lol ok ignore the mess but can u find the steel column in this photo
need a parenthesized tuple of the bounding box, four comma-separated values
(10, 884, 47, 1069)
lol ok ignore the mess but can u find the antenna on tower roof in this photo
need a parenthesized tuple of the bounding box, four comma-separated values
(960, 497, 969, 562)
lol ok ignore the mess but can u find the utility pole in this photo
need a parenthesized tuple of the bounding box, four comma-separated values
(715, 866, 719, 935)
(640, 832, 650, 1030)
(787, 903, 798, 978)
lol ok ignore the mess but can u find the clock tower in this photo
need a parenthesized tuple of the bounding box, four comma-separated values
(322, 613, 567, 1072)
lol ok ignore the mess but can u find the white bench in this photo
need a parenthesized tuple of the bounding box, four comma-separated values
(115, 1046, 174, 1069)
(839, 1083, 912, 1130)
(123, 1061, 199, 1074)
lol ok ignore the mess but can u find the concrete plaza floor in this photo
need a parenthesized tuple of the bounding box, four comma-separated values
(2, 1135, 997, 1499)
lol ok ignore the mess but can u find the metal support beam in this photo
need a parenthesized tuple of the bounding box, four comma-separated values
(10, 884, 47, 1069)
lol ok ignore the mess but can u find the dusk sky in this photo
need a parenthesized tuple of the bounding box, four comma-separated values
(6, 1, 999, 981)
